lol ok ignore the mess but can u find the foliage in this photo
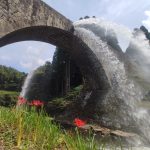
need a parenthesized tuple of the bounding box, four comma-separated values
(79, 16, 96, 20)
(0, 90, 19, 107)
(0, 65, 26, 91)
(50, 47, 82, 97)
(48, 85, 83, 107)
(50, 47, 70, 96)
(84, 16, 90, 19)
(140, 25, 150, 40)
(73, 85, 83, 92)
(0, 106, 98, 150)
(45, 85, 83, 115)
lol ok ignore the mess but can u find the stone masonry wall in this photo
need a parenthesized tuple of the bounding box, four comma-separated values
(0, 0, 72, 37)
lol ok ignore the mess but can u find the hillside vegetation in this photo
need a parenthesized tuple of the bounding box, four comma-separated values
(0, 65, 26, 91)
(0, 90, 19, 107)
(0, 65, 25, 107)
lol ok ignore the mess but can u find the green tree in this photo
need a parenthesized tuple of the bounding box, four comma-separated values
(50, 47, 82, 97)
(0, 65, 26, 91)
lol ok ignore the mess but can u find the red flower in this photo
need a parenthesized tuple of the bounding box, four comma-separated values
(29, 100, 44, 107)
(17, 96, 27, 105)
(74, 118, 86, 127)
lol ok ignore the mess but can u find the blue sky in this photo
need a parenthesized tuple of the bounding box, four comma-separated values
(0, 0, 150, 73)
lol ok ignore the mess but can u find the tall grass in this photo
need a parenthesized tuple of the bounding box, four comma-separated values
(0, 106, 130, 149)
(0, 106, 98, 150)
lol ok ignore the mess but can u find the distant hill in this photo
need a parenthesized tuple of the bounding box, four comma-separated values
(0, 65, 26, 91)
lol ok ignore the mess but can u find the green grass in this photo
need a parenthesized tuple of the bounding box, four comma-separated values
(0, 90, 19, 95)
(0, 106, 98, 150)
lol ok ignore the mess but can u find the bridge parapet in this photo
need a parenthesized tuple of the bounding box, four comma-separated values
(0, 0, 73, 37)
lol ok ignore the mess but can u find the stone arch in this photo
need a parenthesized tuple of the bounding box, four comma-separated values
(0, 25, 110, 91)
(0, 0, 72, 37)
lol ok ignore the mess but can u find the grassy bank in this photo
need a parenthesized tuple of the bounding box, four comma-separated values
(0, 106, 98, 150)
(0, 87, 127, 149)
(0, 90, 19, 107)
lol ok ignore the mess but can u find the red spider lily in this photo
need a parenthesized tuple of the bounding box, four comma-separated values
(17, 96, 27, 105)
(29, 100, 44, 107)
(74, 118, 86, 127)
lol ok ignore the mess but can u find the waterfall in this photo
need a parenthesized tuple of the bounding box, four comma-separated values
(73, 18, 150, 145)
(20, 70, 35, 99)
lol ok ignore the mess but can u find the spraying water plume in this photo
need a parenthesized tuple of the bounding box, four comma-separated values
(19, 17, 150, 147)
(73, 18, 150, 146)
(20, 70, 35, 99)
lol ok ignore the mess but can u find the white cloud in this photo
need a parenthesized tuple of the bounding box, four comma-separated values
(0, 56, 11, 61)
(43, 0, 150, 30)
(102, 0, 132, 19)
(19, 44, 55, 71)
(0, 41, 55, 72)
(20, 61, 33, 69)
(142, 10, 150, 31)
(20, 58, 47, 70)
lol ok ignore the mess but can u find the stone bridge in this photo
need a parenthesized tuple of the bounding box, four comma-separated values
(0, 0, 110, 91)
(0, 0, 145, 132)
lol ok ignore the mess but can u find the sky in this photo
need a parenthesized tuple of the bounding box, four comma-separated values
(0, 0, 150, 73)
